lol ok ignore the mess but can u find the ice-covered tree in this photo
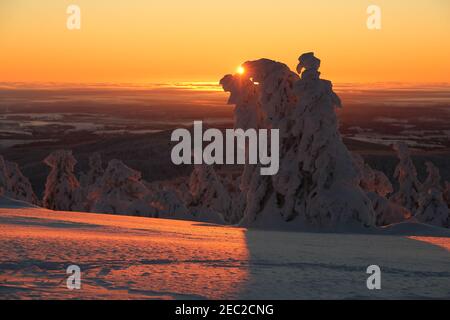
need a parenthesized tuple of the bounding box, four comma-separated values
(416, 188, 449, 228)
(444, 182, 450, 208)
(421, 161, 442, 194)
(144, 182, 189, 219)
(0, 156, 8, 196)
(352, 153, 407, 226)
(221, 52, 375, 228)
(390, 142, 421, 214)
(220, 74, 263, 130)
(0, 156, 37, 204)
(90, 159, 152, 216)
(222, 58, 300, 225)
(5, 160, 38, 204)
(79, 153, 105, 210)
(80, 152, 104, 189)
(291, 53, 374, 228)
(366, 193, 411, 226)
(188, 164, 240, 224)
(352, 153, 393, 197)
(43, 150, 81, 211)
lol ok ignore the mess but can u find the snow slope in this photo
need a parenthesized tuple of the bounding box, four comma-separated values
(0, 197, 449, 299)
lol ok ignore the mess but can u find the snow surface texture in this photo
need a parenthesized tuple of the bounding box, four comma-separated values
(0, 199, 449, 299)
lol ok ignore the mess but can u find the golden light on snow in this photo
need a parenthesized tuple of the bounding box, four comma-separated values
(408, 236, 450, 252)
(236, 66, 245, 75)
(0, 207, 250, 299)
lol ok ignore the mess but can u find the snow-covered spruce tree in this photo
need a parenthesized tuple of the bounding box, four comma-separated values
(220, 74, 263, 130)
(0, 155, 37, 203)
(390, 142, 422, 214)
(80, 152, 104, 189)
(90, 159, 153, 216)
(352, 153, 393, 197)
(79, 153, 105, 211)
(416, 188, 449, 228)
(352, 153, 409, 226)
(0, 156, 7, 196)
(221, 59, 300, 226)
(421, 161, 442, 194)
(444, 182, 450, 208)
(145, 184, 189, 219)
(220, 172, 246, 222)
(5, 160, 38, 204)
(221, 53, 375, 228)
(413, 162, 448, 228)
(188, 164, 237, 224)
(291, 53, 375, 228)
(43, 150, 82, 211)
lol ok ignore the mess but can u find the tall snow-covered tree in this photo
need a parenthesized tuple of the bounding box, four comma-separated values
(43, 150, 81, 211)
(292, 53, 374, 228)
(390, 142, 422, 214)
(221, 52, 375, 228)
(222, 58, 301, 225)
(0, 155, 37, 204)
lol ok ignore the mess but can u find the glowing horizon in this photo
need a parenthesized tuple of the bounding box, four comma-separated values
(1, 0, 449, 84)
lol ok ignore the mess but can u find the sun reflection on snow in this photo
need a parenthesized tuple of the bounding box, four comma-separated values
(408, 236, 450, 252)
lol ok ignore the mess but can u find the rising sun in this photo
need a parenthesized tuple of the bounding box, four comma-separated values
(236, 66, 245, 75)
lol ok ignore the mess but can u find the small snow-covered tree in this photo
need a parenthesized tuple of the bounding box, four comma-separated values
(444, 182, 450, 208)
(352, 153, 393, 197)
(80, 152, 104, 188)
(366, 193, 411, 226)
(391, 142, 421, 214)
(0, 156, 8, 196)
(90, 159, 152, 216)
(43, 150, 81, 211)
(421, 161, 442, 194)
(79, 153, 105, 210)
(5, 160, 38, 204)
(0, 156, 37, 204)
(416, 188, 449, 228)
(220, 172, 246, 222)
(189, 164, 241, 224)
(145, 183, 189, 219)
(352, 153, 407, 226)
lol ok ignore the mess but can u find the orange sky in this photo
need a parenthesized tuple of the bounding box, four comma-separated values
(1, 0, 449, 84)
